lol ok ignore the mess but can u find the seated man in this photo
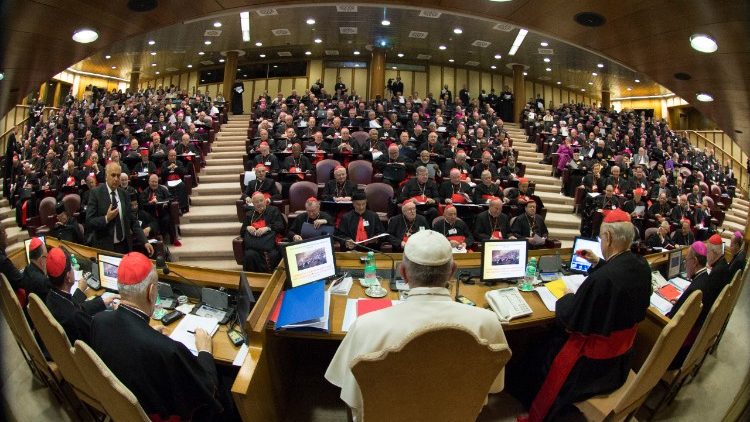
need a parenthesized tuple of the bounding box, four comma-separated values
(49, 201, 84, 244)
(672, 218, 696, 246)
(594, 184, 621, 211)
(252, 141, 280, 173)
(133, 149, 157, 174)
(432, 205, 473, 251)
(322, 166, 357, 202)
(511, 209, 651, 421)
(648, 192, 672, 223)
(336, 190, 385, 251)
(621, 188, 648, 219)
(287, 197, 334, 242)
(22, 237, 49, 300)
(473, 170, 503, 204)
(240, 192, 285, 273)
(374, 144, 410, 187)
(160, 149, 189, 212)
(44, 247, 115, 344)
(398, 166, 440, 223)
(386, 201, 429, 252)
(506, 178, 537, 207)
(242, 164, 280, 202)
(604, 165, 628, 195)
(510, 201, 548, 245)
(648, 175, 672, 200)
(471, 151, 499, 180)
(91, 252, 224, 420)
(669, 195, 693, 224)
(727, 231, 746, 278)
(281, 143, 313, 176)
(647, 220, 674, 248)
(325, 230, 508, 421)
(439, 168, 473, 205)
(140, 174, 178, 246)
(474, 198, 512, 241)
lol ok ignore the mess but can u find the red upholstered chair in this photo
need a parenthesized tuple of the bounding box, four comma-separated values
(315, 159, 341, 187)
(644, 227, 659, 241)
(348, 160, 374, 187)
(351, 131, 369, 146)
(27, 197, 57, 237)
(288, 181, 318, 220)
(233, 237, 244, 265)
(364, 183, 394, 223)
(700, 181, 709, 195)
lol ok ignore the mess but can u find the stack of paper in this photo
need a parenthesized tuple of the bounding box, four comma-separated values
(169, 314, 220, 356)
(341, 299, 403, 332)
(276, 281, 330, 332)
(650, 293, 673, 316)
(535, 274, 587, 312)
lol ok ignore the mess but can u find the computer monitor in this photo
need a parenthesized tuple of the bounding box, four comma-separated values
(283, 236, 337, 288)
(236, 273, 256, 344)
(570, 236, 604, 274)
(480, 240, 528, 283)
(668, 248, 682, 279)
(97, 253, 123, 291)
(24, 236, 45, 265)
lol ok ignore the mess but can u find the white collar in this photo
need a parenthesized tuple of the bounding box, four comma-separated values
(405, 286, 452, 301)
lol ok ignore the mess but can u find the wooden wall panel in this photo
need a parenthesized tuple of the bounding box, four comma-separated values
(241, 81, 253, 112)
(429, 65, 442, 95)
(353, 68, 368, 98)
(293, 77, 306, 93)
(252, 80, 265, 104)
(443, 67, 455, 98)
(481, 72, 492, 93)
(468, 70, 480, 99)
(414, 72, 427, 99)
(455, 68, 467, 97)
(279, 79, 293, 97)
(308, 60, 323, 87)
(338, 68, 353, 95)
(323, 67, 337, 95)
(544, 85, 553, 108)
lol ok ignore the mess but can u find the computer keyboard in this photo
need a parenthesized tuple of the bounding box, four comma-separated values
(485, 287, 533, 323)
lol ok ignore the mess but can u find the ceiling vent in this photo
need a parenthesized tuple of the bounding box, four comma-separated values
(493, 22, 515, 32)
(340, 27, 358, 34)
(166, 67, 178, 72)
(465, 61, 480, 66)
(538, 48, 554, 55)
(471, 40, 491, 48)
(419, 10, 442, 18)
(325, 50, 339, 56)
(204, 30, 222, 37)
(336, 5, 358, 12)
(200, 60, 214, 65)
(271, 28, 291, 36)
(277, 51, 292, 57)
(409, 31, 429, 39)
(256, 8, 278, 16)
(417, 54, 432, 60)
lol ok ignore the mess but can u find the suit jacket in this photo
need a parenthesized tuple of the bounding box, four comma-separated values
(46, 288, 105, 345)
(85, 184, 147, 252)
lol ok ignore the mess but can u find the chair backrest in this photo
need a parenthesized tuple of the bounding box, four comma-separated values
(62, 193, 81, 215)
(348, 160, 373, 185)
(710, 184, 721, 195)
(680, 282, 733, 373)
(351, 131, 369, 146)
(315, 159, 341, 185)
(0, 274, 54, 383)
(27, 293, 100, 402)
(73, 340, 150, 422)
(644, 227, 658, 240)
(38, 196, 57, 226)
(351, 324, 511, 422)
(613, 291, 703, 415)
(288, 181, 319, 213)
(364, 183, 394, 214)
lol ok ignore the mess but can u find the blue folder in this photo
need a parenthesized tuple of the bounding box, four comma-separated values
(275, 280, 325, 329)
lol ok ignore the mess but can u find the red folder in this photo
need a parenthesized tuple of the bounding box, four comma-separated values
(659, 284, 681, 302)
(356, 299, 393, 317)
(269, 291, 286, 323)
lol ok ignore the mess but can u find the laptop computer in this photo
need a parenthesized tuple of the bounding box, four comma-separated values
(538, 254, 563, 282)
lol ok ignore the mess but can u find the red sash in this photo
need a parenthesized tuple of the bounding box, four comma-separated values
(447, 235, 465, 244)
(450, 193, 468, 204)
(355, 216, 367, 242)
(148, 413, 181, 422)
(167, 174, 180, 181)
(402, 233, 411, 244)
(21, 201, 27, 225)
(481, 194, 499, 201)
(405, 195, 427, 205)
(250, 218, 282, 244)
(491, 230, 503, 240)
(529, 325, 639, 422)
(460, 171, 469, 181)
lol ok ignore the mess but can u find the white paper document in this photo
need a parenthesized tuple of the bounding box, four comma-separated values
(536, 286, 558, 312)
(650, 292, 673, 316)
(561, 275, 586, 294)
(243, 171, 256, 186)
(232, 343, 249, 367)
(169, 314, 220, 356)
(167, 179, 183, 187)
(329, 276, 354, 296)
(669, 277, 691, 291)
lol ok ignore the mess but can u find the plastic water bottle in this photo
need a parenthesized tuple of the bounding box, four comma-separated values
(364, 251, 377, 280)
(522, 257, 537, 291)
(71, 254, 80, 271)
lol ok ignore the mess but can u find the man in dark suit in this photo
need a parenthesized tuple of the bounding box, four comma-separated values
(727, 231, 746, 277)
(85, 162, 153, 256)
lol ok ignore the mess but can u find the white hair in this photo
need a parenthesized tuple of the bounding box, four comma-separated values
(117, 268, 158, 299)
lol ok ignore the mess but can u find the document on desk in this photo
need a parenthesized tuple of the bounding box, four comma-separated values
(669, 277, 691, 291)
(170, 314, 220, 356)
(535, 287, 558, 312)
(561, 275, 586, 293)
(276, 281, 330, 332)
(342, 299, 403, 332)
(650, 292, 673, 316)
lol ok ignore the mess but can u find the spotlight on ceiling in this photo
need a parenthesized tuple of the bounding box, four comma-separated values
(634, 79, 640, 83)
(438, 45, 447, 50)
(0, 72, 4, 81)
(696, 92, 714, 102)
(204, 40, 212, 45)
(314, 38, 322, 44)
(150, 51, 156, 56)
(187, 64, 192, 68)
(213, 22, 222, 28)
(523, 72, 527, 76)
(151, 63, 156, 66)
(545, 67, 551, 72)
(597, 63, 604, 68)
(306, 18, 316, 25)
(491, 65, 497, 69)
(353, 50, 360, 55)
(556, 81, 561, 85)
(690, 34, 718, 53)
(255, 41, 262, 47)
(543, 57, 550, 62)
(259, 54, 266, 58)
(591, 72, 597, 76)
(198, 51, 204, 55)
(453, 28, 463, 34)
(72, 28, 99, 44)
(305, 51, 312, 55)
(540, 41, 549, 47)
(379, 40, 387, 47)
(148, 40, 156, 45)
(155, 71, 160, 74)
(448, 59, 454, 63)
(381, 19, 390, 26)
(494, 54, 502, 59)
(111, 66, 117, 69)
(397, 53, 404, 58)
(105, 55, 111, 59)
(219, 59, 225, 63)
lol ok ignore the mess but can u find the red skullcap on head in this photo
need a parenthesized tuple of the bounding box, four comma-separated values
(29, 237, 43, 252)
(307, 197, 318, 202)
(603, 208, 631, 223)
(709, 234, 723, 245)
(84, 159, 92, 167)
(254, 163, 268, 170)
(139, 149, 149, 157)
(259, 141, 269, 147)
(691, 241, 707, 257)
(117, 252, 153, 285)
(633, 188, 645, 196)
(518, 177, 529, 184)
(444, 204, 456, 211)
(46, 248, 69, 278)
(681, 218, 691, 226)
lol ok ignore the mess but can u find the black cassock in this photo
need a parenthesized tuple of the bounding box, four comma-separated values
(432, 218, 474, 248)
(231, 82, 244, 115)
(510, 213, 548, 239)
(474, 210, 510, 241)
(386, 214, 429, 252)
(510, 252, 651, 421)
(240, 206, 285, 272)
(91, 305, 222, 420)
(45, 288, 104, 345)
(287, 211, 334, 241)
(161, 160, 189, 211)
(336, 209, 385, 251)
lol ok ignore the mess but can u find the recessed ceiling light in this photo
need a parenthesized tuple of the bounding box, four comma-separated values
(207, 72, 211, 75)
(438, 45, 447, 50)
(581, 88, 586, 91)
(491, 65, 497, 69)
(381, 19, 390, 26)
(151, 63, 156, 66)
(545, 67, 551, 71)
(105, 55, 111, 59)
(273, 65, 278, 68)
(540, 41, 549, 47)
(627, 87, 632, 91)
(543, 57, 550, 63)
(72, 28, 99, 43)
(448, 59, 454, 63)
(597, 63, 604, 68)
(148, 40, 155, 45)
(508, 28, 528, 56)
(354, 64, 359, 67)
(634, 79, 640, 83)
(204, 40, 212, 45)
(392, 66, 397, 70)
(556, 81, 561, 85)
(588, 82, 594, 85)
(397, 53, 404, 58)
(150, 51, 156, 56)
(690, 34, 718, 53)
(314, 38, 322, 44)
(198, 51, 204, 55)
(187, 64, 192, 68)
(255, 41, 262, 47)
(591, 72, 597, 76)
(111, 66, 116, 69)
(201, 79, 205, 82)
(379, 40, 386, 47)
(353, 50, 360, 55)
(0, 72, 4, 81)
(494, 54, 502, 59)
(213, 21, 222, 28)
(306, 18, 316, 25)
(219, 59, 225, 63)
(305, 51, 311, 55)
(155, 71, 160, 74)
(523, 72, 527, 76)
(453, 28, 463, 34)
(237, 68, 241, 71)
(243, 74, 247, 77)
(259, 54, 266, 58)
(696, 92, 714, 102)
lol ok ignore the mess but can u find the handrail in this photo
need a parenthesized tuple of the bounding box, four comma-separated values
(0, 105, 61, 155)
(680, 130, 747, 197)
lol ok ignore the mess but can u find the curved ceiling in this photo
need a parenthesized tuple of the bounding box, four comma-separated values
(1, 1, 748, 147)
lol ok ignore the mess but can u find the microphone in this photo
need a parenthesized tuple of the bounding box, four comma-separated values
(330, 234, 397, 291)
(155, 255, 201, 299)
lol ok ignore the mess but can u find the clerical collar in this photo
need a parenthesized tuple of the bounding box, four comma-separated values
(119, 303, 150, 323)
(406, 286, 452, 301)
